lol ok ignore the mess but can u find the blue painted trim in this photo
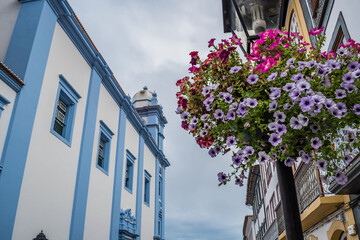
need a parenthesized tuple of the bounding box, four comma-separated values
(161, 167, 165, 238)
(50, 75, 81, 147)
(144, 170, 151, 207)
(69, 68, 101, 240)
(0, 95, 10, 118)
(0, 67, 23, 92)
(95, 121, 114, 175)
(109, 108, 127, 240)
(124, 149, 136, 194)
(135, 135, 145, 239)
(328, 11, 351, 52)
(127, 149, 136, 163)
(0, 1, 56, 238)
(153, 159, 160, 237)
(39, 0, 169, 168)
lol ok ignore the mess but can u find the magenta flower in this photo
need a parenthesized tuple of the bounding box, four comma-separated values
(311, 137, 323, 149)
(309, 27, 324, 35)
(208, 38, 216, 48)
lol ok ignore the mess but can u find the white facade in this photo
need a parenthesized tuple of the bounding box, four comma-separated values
(0, 1, 169, 240)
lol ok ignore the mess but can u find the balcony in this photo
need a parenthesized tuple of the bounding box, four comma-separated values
(329, 153, 360, 194)
(119, 209, 139, 240)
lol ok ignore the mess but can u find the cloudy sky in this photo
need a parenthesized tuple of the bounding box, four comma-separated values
(68, 0, 251, 239)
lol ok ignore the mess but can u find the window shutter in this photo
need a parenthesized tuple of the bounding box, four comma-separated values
(310, 0, 319, 18)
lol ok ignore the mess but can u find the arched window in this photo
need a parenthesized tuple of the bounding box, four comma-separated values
(289, 11, 300, 34)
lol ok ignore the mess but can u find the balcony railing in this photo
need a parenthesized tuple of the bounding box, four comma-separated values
(294, 161, 323, 213)
(119, 209, 138, 239)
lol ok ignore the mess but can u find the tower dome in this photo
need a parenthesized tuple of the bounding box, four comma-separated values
(132, 86, 153, 108)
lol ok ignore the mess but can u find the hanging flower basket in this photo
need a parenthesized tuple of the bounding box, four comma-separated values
(176, 28, 360, 186)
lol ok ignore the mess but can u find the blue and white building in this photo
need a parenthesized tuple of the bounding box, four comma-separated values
(0, 0, 170, 239)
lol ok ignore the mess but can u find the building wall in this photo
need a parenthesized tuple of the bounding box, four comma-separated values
(0, 80, 16, 158)
(0, 0, 20, 61)
(323, 0, 360, 49)
(83, 84, 120, 240)
(12, 22, 91, 240)
(121, 120, 139, 212)
(141, 144, 156, 239)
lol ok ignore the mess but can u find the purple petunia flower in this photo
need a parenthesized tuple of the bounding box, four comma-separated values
(324, 98, 335, 109)
(223, 93, 234, 103)
(270, 87, 281, 100)
(310, 124, 320, 133)
(335, 171, 348, 185)
(214, 109, 224, 119)
(354, 71, 360, 78)
(283, 103, 292, 110)
(268, 122, 277, 131)
(232, 155, 242, 166)
(336, 102, 347, 113)
(298, 114, 309, 126)
(214, 146, 221, 154)
(292, 73, 304, 82)
(311, 137, 323, 149)
(267, 72, 278, 81)
(203, 96, 215, 106)
(201, 114, 209, 121)
(283, 83, 296, 92)
(230, 66, 242, 73)
(274, 111, 286, 122)
(199, 130, 208, 137)
(217, 172, 228, 183)
(229, 102, 238, 111)
(227, 86, 233, 93)
(275, 123, 287, 135)
(341, 83, 357, 93)
(300, 96, 314, 112)
(326, 59, 341, 69)
(337, 47, 347, 56)
(269, 133, 282, 146)
(286, 57, 295, 65)
(284, 157, 295, 167)
(226, 135, 236, 146)
(235, 176, 244, 186)
(317, 67, 329, 77)
(236, 103, 247, 117)
(226, 110, 236, 120)
(209, 148, 217, 157)
(323, 76, 331, 88)
(269, 100, 277, 111)
(203, 123, 210, 130)
(202, 86, 211, 96)
(342, 72, 355, 83)
(175, 107, 182, 114)
(335, 89, 347, 99)
(290, 117, 302, 129)
(190, 117, 198, 125)
(316, 159, 327, 171)
(313, 95, 325, 105)
(243, 146, 254, 156)
(258, 151, 269, 163)
(348, 61, 360, 72)
(353, 104, 360, 115)
(181, 111, 190, 120)
(307, 60, 316, 68)
(300, 152, 311, 164)
(210, 83, 220, 90)
(246, 98, 258, 108)
(247, 74, 259, 84)
(296, 80, 311, 91)
(280, 71, 288, 78)
(344, 154, 353, 164)
(289, 89, 301, 100)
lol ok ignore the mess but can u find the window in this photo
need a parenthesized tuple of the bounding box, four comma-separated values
(51, 75, 81, 146)
(329, 12, 351, 52)
(125, 150, 136, 193)
(144, 170, 151, 206)
(0, 94, 10, 118)
(96, 121, 114, 175)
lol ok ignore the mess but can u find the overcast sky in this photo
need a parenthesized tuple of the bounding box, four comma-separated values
(68, 0, 251, 239)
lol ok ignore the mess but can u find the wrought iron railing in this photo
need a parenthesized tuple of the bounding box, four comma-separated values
(275, 203, 285, 235)
(294, 161, 323, 213)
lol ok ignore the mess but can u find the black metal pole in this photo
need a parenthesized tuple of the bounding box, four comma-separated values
(276, 160, 303, 240)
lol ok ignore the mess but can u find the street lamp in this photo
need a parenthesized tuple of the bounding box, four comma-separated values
(222, 0, 289, 54)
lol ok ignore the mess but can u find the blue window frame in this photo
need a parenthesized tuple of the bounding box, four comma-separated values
(0, 94, 10, 118)
(144, 170, 151, 207)
(50, 74, 81, 147)
(96, 120, 114, 175)
(125, 150, 136, 193)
